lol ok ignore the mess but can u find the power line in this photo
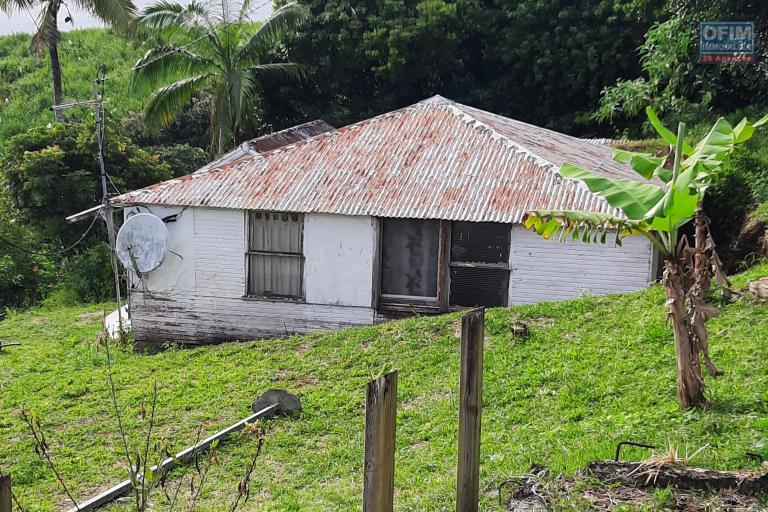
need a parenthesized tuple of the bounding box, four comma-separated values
(0, 212, 100, 257)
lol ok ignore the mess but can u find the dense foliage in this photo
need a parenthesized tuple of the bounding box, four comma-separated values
(1, 120, 171, 244)
(264, 0, 663, 134)
(598, 1, 768, 132)
(0, 207, 55, 309)
(0, 120, 172, 306)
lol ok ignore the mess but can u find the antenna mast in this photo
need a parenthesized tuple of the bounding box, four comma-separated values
(53, 65, 125, 336)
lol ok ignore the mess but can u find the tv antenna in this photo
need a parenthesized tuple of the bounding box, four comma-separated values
(54, 64, 124, 335)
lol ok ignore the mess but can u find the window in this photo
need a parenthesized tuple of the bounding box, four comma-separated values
(247, 211, 304, 298)
(380, 218, 440, 301)
(449, 222, 510, 307)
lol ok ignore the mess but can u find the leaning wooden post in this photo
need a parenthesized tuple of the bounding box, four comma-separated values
(456, 308, 484, 512)
(363, 370, 398, 512)
(0, 475, 11, 512)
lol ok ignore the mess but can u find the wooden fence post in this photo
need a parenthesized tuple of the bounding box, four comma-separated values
(363, 370, 397, 512)
(0, 475, 11, 512)
(456, 308, 484, 512)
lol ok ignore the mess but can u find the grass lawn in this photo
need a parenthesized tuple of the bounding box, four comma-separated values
(1, 266, 767, 511)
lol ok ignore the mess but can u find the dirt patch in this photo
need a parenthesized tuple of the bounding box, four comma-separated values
(505, 464, 767, 512)
(75, 311, 105, 326)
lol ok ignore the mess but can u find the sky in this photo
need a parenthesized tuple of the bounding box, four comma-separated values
(0, 0, 272, 35)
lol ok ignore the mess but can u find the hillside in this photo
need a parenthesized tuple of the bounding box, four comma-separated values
(0, 28, 146, 142)
(0, 267, 767, 510)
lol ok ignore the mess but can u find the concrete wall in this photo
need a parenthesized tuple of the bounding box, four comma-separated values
(304, 214, 377, 307)
(127, 207, 376, 344)
(125, 207, 654, 343)
(507, 226, 655, 305)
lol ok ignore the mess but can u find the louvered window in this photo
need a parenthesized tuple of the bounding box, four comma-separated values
(449, 222, 510, 307)
(246, 211, 304, 298)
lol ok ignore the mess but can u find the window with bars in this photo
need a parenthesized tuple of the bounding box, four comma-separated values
(246, 211, 304, 298)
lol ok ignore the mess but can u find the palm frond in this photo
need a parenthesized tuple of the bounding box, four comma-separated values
(137, 0, 213, 33)
(71, 0, 136, 31)
(0, 0, 35, 15)
(144, 73, 211, 129)
(238, 0, 252, 21)
(236, 2, 308, 63)
(131, 46, 214, 91)
(523, 210, 651, 247)
(250, 62, 307, 85)
(226, 67, 256, 130)
(29, 1, 59, 57)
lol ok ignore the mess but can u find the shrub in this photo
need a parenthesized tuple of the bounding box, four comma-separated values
(0, 211, 55, 310)
(59, 241, 116, 303)
(1, 120, 172, 245)
(147, 144, 209, 177)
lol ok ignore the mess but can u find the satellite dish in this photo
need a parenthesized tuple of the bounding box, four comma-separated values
(116, 213, 169, 273)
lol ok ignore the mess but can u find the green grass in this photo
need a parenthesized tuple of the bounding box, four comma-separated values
(0, 29, 147, 142)
(1, 267, 768, 511)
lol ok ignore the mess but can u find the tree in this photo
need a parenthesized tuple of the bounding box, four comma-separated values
(1, 120, 171, 245)
(263, 0, 662, 134)
(523, 108, 767, 408)
(0, 0, 135, 122)
(597, 1, 768, 132)
(133, 1, 308, 155)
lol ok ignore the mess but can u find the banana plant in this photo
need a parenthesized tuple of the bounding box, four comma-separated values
(523, 108, 767, 408)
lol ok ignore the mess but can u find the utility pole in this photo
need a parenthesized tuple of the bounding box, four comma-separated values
(54, 66, 124, 335)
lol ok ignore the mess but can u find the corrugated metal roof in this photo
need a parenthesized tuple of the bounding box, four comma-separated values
(196, 120, 335, 172)
(114, 96, 648, 223)
(248, 119, 335, 153)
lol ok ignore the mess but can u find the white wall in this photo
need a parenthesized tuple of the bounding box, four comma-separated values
(128, 208, 376, 344)
(304, 214, 376, 307)
(508, 226, 654, 304)
(194, 208, 246, 298)
(123, 205, 195, 294)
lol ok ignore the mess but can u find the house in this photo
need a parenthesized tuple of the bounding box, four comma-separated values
(112, 96, 657, 345)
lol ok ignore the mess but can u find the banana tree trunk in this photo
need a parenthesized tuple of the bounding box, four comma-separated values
(663, 257, 706, 408)
(690, 206, 723, 377)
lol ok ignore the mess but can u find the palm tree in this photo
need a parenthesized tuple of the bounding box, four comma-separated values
(0, 0, 136, 121)
(133, 0, 308, 155)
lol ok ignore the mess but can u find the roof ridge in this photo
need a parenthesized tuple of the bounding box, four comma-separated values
(439, 102, 558, 171)
(454, 102, 599, 149)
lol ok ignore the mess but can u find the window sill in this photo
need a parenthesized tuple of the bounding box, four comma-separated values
(240, 295, 306, 304)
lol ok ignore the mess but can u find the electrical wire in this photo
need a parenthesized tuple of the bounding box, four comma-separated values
(0, 211, 100, 257)
(107, 173, 123, 195)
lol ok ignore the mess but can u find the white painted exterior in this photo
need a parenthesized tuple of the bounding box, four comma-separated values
(508, 226, 655, 304)
(304, 214, 377, 307)
(125, 207, 376, 344)
(124, 207, 655, 344)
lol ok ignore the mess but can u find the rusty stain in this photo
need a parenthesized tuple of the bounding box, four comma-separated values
(113, 96, 649, 223)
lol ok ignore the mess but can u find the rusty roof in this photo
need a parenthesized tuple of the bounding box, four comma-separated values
(197, 120, 335, 172)
(114, 96, 647, 223)
(248, 119, 335, 153)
